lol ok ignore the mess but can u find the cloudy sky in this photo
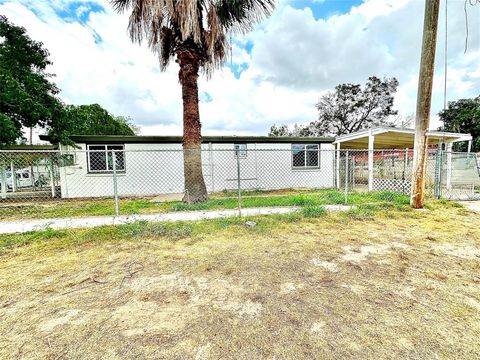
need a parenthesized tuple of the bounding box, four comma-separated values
(1, 0, 479, 139)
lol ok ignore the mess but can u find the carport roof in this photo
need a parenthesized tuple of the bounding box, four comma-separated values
(333, 127, 472, 149)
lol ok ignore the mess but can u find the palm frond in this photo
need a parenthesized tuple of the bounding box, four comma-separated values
(110, 0, 275, 73)
(110, 0, 132, 12)
(214, 0, 274, 33)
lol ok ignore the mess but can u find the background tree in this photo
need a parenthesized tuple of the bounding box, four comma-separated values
(312, 76, 398, 136)
(48, 104, 137, 144)
(268, 76, 399, 137)
(393, 113, 415, 129)
(0, 113, 20, 145)
(112, 0, 274, 203)
(439, 96, 480, 152)
(0, 15, 63, 145)
(268, 123, 312, 137)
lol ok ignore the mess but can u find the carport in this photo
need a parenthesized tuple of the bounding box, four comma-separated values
(333, 127, 473, 191)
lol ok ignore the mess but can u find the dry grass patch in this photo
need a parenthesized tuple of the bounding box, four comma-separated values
(0, 202, 480, 359)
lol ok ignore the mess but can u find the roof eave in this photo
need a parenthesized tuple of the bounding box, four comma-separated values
(40, 134, 335, 144)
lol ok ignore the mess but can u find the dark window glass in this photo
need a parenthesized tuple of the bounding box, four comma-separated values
(88, 145, 107, 171)
(306, 144, 319, 167)
(88, 145, 125, 172)
(234, 144, 247, 157)
(107, 145, 125, 171)
(292, 144, 319, 168)
(292, 144, 305, 167)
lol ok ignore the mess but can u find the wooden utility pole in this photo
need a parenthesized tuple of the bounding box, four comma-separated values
(411, 0, 440, 208)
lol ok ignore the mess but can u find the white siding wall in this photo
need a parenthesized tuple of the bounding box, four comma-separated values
(58, 142, 335, 198)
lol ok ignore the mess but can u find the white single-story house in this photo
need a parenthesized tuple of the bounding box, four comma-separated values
(36, 127, 476, 199)
(40, 135, 336, 198)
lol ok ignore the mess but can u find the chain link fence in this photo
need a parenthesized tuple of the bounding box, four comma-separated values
(0, 148, 478, 221)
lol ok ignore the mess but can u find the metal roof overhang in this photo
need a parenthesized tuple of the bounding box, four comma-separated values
(39, 135, 335, 144)
(333, 127, 472, 149)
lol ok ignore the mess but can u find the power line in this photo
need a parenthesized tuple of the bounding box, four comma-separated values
(464, 0, 480, 54)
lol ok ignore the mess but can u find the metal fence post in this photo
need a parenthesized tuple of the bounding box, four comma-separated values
(0, 163, 6, 199)
(445, 144, 453, 191)
(336, 145, 341, 189)
(434, 147, 443, 198)
(49, 157, 55, 198)
(112, 150, 119, 216)
(10, 161, 17, 193)
(236, 151, 242, 217)
(352, 155, 356, 190)
(344, 150, 349, 204)
(403, 148, 408, 195)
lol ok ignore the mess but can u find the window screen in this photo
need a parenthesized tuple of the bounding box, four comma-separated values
(292, 144, 319, 168)
(87, 145, 125, 172)
(234, 143, 247, 157)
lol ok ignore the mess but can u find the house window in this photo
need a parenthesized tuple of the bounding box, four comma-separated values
(87, 145, 125, 173)
(234, 143, 247, 157)
(292, 144, 319, 168)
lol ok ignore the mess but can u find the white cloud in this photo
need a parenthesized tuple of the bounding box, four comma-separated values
(1, 0, 479, 144)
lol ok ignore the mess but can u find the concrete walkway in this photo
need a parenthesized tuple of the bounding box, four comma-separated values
(0, 205, 352, 235)
(461, 201, 480, 213)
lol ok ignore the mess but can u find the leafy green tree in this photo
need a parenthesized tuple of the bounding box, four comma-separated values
(0, 113, 21, 145)
(268, 77, 399, 137)
(48, 104, 136, 144)
(312, 76, 398, 135)
(0, 15, 63, 145)
(112, 0, 274, 203)
(268, 123, 312, 137)
(439, 96, 480, 152)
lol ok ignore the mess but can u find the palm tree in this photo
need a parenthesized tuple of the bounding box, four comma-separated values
(111, 0, 274, 203)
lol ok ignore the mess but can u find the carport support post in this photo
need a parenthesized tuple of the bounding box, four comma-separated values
(467, 140, 472, 153)
(368, 131, 374, 191)
(344, 151, 349, 203)
(336, 143, 340, 189)
(403, 148, 409, 194)
(10, 162, 16, 193)
(112, 150, 119, 217)
(446, 143, 452, 190)
(236, 152, 242, 217)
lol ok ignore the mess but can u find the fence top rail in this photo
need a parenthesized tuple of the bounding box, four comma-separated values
(0, 149, 62, 153)
(0, 148, 474, 154)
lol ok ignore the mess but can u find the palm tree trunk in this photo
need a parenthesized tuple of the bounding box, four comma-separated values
(178, 49, 208, 203)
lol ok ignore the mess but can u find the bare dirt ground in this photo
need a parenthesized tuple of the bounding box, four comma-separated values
(1, 204, 480, 359)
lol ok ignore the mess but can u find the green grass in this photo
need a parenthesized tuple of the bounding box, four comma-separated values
(0, 189, 410, 221)
(0, 200, 416, 253)
(174, 190, 410, 211)
(301, 205, 328, 218)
